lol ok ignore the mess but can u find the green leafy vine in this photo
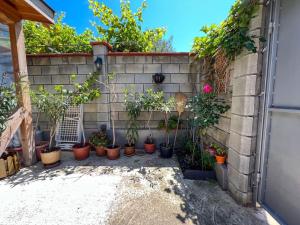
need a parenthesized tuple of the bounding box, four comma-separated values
(192, 0, 262, 60)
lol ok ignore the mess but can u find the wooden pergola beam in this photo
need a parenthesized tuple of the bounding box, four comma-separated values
(0, 108, 28, 156)
(0, 1, 22, 23)
(9, 22, 35, 166)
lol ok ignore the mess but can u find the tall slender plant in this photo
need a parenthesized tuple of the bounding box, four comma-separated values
(124, 87, 142, 147)
(141, 88, 164, 143)
(159, 96, 175, 147)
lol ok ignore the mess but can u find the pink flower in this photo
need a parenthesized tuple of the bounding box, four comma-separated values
(203, 84, 213, 94)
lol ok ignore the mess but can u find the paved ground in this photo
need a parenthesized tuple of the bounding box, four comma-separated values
(0, 151, 276, 225)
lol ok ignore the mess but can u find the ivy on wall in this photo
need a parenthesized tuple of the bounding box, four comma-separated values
(192, 0, 262, 61)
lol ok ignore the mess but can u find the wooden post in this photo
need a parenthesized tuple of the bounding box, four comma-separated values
(9, 21, 35, 166)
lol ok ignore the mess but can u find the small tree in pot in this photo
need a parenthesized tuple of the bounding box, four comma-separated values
(158, 96, 175, 158)
(124, 88, 142, 156)
(98, 73, 121, 160)
(141, 88, 164, 153)
(31, 73, 100, 165)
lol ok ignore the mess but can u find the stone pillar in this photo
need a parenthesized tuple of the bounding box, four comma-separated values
(91, 42, 110, 129)
(227, 3, 265, 205)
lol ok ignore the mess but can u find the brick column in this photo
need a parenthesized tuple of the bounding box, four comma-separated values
(91, 42, 110, 129)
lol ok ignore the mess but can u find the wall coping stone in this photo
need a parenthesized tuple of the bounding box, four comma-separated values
(27, 53, 92, 57)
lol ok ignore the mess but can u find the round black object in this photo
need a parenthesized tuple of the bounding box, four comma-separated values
(159, 143, 173, 158)
(153, 73, 165, 84)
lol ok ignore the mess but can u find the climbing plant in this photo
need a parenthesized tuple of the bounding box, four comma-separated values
(192, 0, 261, 60)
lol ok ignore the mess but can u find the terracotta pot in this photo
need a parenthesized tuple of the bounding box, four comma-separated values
(106, 145, 120, 160)
(95, 146, 106, 156)
(41, 148, 61, 166)
(215, 155, 226, 164)
(72, 143, 90, 160)
(124, 145, 135, 156)
(36, 141, 49, 161)
(144, 143, 156, 154)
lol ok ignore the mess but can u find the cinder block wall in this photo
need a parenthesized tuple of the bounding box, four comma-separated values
(27, 47, 201, 147)
(27, 1, 264, 204)
(193, 2, 265, 205)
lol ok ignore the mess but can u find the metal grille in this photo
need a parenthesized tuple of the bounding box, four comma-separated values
(55, 105, 83, 150)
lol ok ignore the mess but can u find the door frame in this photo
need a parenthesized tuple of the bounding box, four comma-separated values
(254, 0, 279, 202)
(254, 0, 288, 223)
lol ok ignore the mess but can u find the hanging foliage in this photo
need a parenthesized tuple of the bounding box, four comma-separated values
(192, 0, 261, 60)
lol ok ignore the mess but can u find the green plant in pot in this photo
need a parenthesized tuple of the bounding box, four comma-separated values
(31, 73, 100, 165)
(124, 88, 142, 156)
(215, 146, 227, 164)
(103, 73, 121, 160)
(158, 96, 175, 158)
(187, 84, 230, 171)
(141, 88, 164, 153)
(89, 125, 109, 157)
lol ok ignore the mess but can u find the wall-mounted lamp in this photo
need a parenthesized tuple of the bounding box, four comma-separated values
(94, 56, 103, 71)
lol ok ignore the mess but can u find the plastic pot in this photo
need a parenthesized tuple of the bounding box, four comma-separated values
(159, 143, 173, 158)
(215, 155, 226, 164)
(72, 143, 90, 160)
(41, 148, 61, 166)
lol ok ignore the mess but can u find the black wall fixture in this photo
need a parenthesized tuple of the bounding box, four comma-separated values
(152, 73, 165, 84)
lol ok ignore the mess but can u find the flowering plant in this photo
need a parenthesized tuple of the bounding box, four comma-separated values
(188, 84, 229, 131)
(187, 83, 230, 164)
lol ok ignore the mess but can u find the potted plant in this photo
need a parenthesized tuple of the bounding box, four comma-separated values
(215, 146, 227, 164)
(158, 96, 175, 158)
(124, 88, 142, 156)
(104, 74, 121, 160)
(177, 83, 230, 180)
(31, 73, 100, 166)
(141, 88, 164, 154)
(89, 125, 109, 156)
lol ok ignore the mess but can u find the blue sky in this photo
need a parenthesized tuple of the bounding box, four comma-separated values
(46, 0, 235, 52)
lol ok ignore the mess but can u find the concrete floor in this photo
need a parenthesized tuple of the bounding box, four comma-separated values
(0, 151, 276, 225)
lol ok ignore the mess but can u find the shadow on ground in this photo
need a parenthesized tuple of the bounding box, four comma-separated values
(1, 150, 270, 225)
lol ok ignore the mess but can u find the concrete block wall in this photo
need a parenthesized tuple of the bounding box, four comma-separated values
(27, 47, 200, 147)
(192, 2, 265, 205)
